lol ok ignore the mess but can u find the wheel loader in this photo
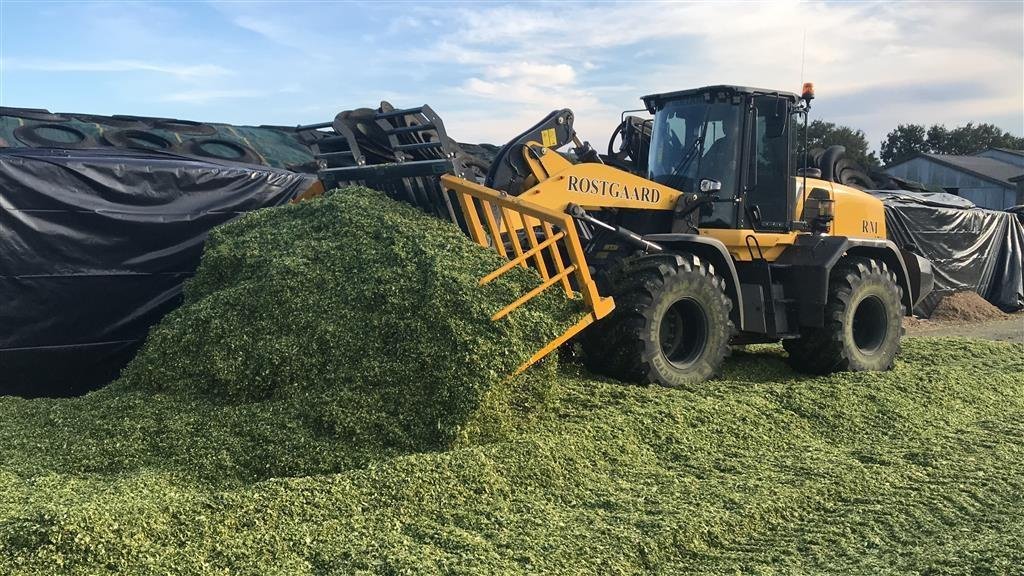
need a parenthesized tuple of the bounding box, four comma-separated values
(308, 84, 934, 386)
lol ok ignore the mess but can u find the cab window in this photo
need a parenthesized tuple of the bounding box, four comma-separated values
(745, 96, 791, 230)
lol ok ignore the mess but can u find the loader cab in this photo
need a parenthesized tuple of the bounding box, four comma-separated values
(643, 85, 799, 232)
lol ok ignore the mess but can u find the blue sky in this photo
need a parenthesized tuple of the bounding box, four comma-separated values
(1, 1, 1021, 149)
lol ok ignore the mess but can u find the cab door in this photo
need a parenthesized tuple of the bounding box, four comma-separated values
(742, 96, 793, 232)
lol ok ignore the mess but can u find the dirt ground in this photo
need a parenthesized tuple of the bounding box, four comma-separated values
(905, 314, 1024, 344)
(902, 291, 1022, 344)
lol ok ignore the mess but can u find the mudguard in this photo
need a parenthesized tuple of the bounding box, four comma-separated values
(642, 233, 744, 329)
(775, 236, 928, 327)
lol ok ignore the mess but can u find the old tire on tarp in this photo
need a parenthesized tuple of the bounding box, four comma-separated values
(102, 129, 175, 151)
(186, 138, 261, 165)
(154, 119, 217, 136)
(13, 123, 95, 148)
(784, 257, 904, 374)
(73, 114, 149, 129)
(112, 115, 172, 127)
(1, 108, 69, 122)
(834, 158, 875, 189)
(583, 253, 732, 387)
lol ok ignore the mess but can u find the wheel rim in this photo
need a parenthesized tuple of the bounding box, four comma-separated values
(659, 298, 708, 368)
(852, 295, 888, 354)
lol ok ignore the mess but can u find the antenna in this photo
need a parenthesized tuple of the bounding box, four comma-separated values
(799, 29, 811, 231)
(800, 28, 807, 87)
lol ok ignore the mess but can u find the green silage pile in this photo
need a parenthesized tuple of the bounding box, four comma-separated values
(0, 188, 581, 488)
(118, 186, 582, 453)
(1, 188, 1022, 574)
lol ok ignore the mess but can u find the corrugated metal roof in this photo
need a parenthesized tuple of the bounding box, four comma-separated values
(919, 153, 1024, 186)
(988, 147, 1024, 157)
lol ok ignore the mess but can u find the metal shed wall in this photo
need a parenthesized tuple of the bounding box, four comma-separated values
(884, 157, 1016, 209)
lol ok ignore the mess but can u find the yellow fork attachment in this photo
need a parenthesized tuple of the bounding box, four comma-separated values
(441, 174, 615, 375)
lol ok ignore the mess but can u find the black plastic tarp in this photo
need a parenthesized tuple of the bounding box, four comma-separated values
(0, 148, 316, 397)
(871, 190, 1024, 315)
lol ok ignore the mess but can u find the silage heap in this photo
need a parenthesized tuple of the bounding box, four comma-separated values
(0, 187, 581, 487)
(119, 186, 584, 454)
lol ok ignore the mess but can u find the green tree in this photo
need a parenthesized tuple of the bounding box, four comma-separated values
(941, 122, 1024, 155)
(880, 124, 929, 165)
(925, 124, 950, 154)
(881, 122, 1024, 165)
(796, 119, 880, 170)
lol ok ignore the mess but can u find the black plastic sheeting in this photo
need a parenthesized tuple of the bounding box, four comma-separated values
(871, 190, 1024, 316)
(1, 148, 316, 397)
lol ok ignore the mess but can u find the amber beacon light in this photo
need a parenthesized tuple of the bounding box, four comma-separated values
(801, 82, 815, 101)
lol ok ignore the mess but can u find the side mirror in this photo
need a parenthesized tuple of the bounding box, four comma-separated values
(699, 178, 722, 193)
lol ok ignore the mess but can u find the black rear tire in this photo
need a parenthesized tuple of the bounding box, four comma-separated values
(784, 257, 904, 374)
(583, 253, 732, 387)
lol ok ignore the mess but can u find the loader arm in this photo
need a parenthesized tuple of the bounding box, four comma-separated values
(511, 143, 682, 213)
(485, 109, 577, 194)
(437, 143, 688, 373)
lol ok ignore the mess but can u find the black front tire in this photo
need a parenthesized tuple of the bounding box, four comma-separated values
(784, 257, 904, 374)
(583, 253, 733, 387)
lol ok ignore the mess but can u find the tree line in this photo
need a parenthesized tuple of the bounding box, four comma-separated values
(795, 120, 1024, 171)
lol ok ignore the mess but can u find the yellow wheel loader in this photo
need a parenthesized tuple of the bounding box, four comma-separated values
(312, 85, 933, 386)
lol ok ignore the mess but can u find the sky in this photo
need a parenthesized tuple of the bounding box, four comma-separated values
(1, 0, 1021, 150)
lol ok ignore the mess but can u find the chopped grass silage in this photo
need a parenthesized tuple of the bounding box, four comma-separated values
(0, 188, 580, 487)
(0, 187, 1021, 574)
(118, 186, 583, 449)
(2, 339, 1021, 575)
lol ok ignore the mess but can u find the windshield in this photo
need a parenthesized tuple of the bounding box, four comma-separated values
(648, 97, 742, 228)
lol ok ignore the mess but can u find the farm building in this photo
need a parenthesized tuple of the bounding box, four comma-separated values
(883, 148, 1024, 210)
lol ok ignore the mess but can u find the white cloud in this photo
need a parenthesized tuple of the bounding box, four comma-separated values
(228, 13, 331, 61)
(454, 60, 606, 141)
(387, 14, 422, 35)
(485, 62, 576, 84)
(419, 1, 1022, 146)
(160, 89, 265, 104)
(1, 59, 229, 79)
(233, 16, 305, 51)
(9, 1, 1016, 148)
(159, 83, 314, 105)
(458, 60, 584, 106)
